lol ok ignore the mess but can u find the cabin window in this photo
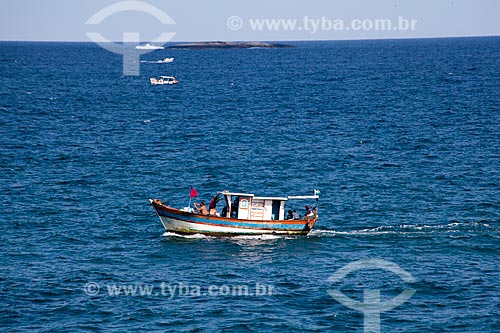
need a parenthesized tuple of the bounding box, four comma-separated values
(230, 197, 239, 218)
(271, 201, 281, 220)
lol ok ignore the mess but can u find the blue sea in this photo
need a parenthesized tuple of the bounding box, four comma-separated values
(1, 37, 499, 332)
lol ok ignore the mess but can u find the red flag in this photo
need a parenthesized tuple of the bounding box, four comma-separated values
(190, 187, 198, 198)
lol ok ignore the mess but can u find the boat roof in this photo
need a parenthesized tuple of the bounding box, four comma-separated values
(218, 191, 286, 200)
(219, 191, 254, 197)
(160, 76, 176, 79)
(218, 190, 317, 201)
(254, 196, 288, 201)
(288, 195, 320, 199)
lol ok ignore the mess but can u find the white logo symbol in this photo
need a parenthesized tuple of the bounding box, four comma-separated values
(327, 258, 416, 333)
(227, 16, 243, 31)
(85, 1, 176, 75)
(83, 282, 100, 296)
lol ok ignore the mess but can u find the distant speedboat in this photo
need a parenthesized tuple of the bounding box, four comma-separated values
(150, 189, 320, 236)
(157, 57, 174, 63)
(150, 76, 178, 85)
(135, 43, 164, 50)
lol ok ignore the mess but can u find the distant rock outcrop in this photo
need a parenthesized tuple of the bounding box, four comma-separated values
(167, 41, 294, 49)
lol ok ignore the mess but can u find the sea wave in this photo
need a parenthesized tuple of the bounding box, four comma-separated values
(162, 232, 292, 241)
(140, 58, 174, 64)
(162, 232, 210, 239)
(309, 221, 496, 237)
(232, 234, 287, 240)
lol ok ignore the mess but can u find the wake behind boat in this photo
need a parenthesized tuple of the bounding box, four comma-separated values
(140, 58, 175, 64)
(150, 189, 320, 236)
(158, 57, 174, 63)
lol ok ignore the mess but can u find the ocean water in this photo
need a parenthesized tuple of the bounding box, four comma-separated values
(0, 37, 499, 332)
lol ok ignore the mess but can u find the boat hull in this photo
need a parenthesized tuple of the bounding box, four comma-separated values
(150, 199, 316, 236)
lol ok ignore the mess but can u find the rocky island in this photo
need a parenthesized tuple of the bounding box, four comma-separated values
(167, 41, 294, 49)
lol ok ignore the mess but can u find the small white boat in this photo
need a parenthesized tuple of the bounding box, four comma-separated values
(135, 43, 164, 50)
(150, 76, 178, 85)
(158, 57, 174, 63)
(150, 189, 320, 236)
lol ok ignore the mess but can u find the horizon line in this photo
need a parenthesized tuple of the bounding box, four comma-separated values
(0, 34, 499, 44)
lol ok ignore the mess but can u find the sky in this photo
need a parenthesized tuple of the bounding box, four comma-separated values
(1, 0, 499, 42)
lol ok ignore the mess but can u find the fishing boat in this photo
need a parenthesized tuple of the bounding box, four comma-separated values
(149, 190, 320, 236)
(149, 76, 178, 85)
(135, 43, 164, 50)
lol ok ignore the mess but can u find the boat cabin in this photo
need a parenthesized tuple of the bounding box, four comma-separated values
(220, 191, 286, 220)
(218, 190, 319, 221)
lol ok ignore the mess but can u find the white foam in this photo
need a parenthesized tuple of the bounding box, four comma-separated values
(162, 232, 210, 239)
(308, 222, 491, 238)
(232, 234, 283, 240)
(308, 229, 337, 237)
(139, 58, 174, 64)
(309, 227, 398, 236)
(162, 232, 288, 241)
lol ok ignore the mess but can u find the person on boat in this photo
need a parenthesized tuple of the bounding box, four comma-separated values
(194, 202, 208, 215)
(292, 210, 299, 220)
(304, 205, 314, 218)
(286, 210, 294, 220)
(209, 193, 221, 216)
